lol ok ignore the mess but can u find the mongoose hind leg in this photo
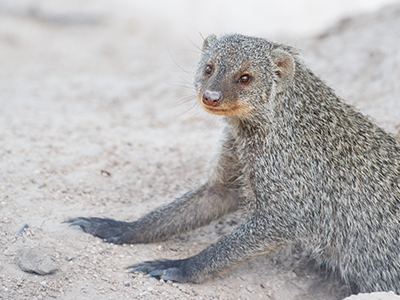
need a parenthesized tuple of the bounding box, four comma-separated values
(127, 213, 286, 283)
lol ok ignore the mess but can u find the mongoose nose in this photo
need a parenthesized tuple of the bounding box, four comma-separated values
(202, 90, 223, 107)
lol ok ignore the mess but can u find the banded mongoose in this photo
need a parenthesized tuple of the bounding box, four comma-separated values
(66, 34, 400, 293)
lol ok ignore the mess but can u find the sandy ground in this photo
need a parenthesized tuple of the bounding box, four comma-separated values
(1, 1, 400, 299)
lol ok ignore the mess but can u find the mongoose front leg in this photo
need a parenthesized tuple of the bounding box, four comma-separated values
(66, 129, 243, 245)
(127, 213, 283, 283)
(64, 216, 136, 244)
(65, 182, 242, 244)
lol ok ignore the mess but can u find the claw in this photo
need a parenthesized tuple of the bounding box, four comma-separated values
(127, 268, 136, 274)
(63, 217, 89, 225)
(63, 217, 132, 244)
(149, 269, 164, 277)
(126, 259, 188, 282)
(126, 261, 151, 269)
(63, 217, 89, 230)
(105, 237, 119, 244)
(127, 261, 157, 274)
(128, 266, 157, 274)
(64, 217, 88, 223)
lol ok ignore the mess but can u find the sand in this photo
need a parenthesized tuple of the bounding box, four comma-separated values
(1, 1, 400, 299)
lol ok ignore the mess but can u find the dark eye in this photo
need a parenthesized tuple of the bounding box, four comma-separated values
(205, 65, 213, 75)
(238, 74, 251, 84)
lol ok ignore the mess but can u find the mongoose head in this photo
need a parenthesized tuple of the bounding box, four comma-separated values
(194, 34, 296, 118)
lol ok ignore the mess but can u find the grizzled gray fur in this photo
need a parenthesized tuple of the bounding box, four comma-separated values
(66, 34, 400, 294)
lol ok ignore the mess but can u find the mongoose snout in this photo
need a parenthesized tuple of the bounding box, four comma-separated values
(202, 90, 223, 107)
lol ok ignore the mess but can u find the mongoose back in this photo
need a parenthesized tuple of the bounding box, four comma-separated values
(66, 33, 400, 294)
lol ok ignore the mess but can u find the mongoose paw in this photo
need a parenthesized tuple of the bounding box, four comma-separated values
(64, 217, 134, 244)
(127, 259, 190, 283)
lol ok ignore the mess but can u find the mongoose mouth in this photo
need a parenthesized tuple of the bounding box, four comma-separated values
(198, 96, 253, 116)
(202, 105, 238, 115)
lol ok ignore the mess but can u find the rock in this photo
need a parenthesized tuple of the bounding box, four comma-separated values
(17, 248, 59, 275)
(343, 292, 400, 300)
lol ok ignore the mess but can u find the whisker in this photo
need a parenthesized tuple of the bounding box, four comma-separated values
(170, 95, 195, 110)
(185, 35, 202, 52)
(167, 82, 194, 90)
(167, 48, 192, 75)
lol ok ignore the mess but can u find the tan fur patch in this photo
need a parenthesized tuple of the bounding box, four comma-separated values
(198, 95, 253, 116)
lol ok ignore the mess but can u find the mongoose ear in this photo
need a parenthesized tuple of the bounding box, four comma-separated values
(271, 49, 295, 94)
(202, 34, 217, 51)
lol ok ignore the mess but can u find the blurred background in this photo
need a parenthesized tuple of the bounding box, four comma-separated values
(1, 0, 398, 42)
(1, 0, 398, 115)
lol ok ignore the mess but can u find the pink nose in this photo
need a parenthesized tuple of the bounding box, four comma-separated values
(202, 90, 223, 107)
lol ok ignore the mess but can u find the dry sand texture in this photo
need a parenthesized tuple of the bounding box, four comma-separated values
(1, 1, 400, 299)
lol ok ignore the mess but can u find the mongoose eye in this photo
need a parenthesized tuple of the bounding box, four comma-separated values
(205, 65, 213, 75)
(238, 74, 251, 84)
